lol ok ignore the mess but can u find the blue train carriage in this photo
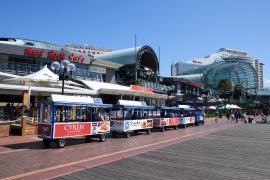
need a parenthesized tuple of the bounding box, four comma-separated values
(194, 108, 205, 126)
(153, 106, 180, 132)
(178, 107, 196, 128)
(110, 100, 154, 138)
(37, 94, 112, 148)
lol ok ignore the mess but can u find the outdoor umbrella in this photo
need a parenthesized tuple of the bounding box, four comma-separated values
(4, 65, 59, 109)
(208, 106, 216, 110)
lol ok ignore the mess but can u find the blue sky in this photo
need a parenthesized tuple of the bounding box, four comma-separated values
(1, 0, 270, 87)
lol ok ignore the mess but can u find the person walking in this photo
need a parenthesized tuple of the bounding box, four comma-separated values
(215, 110, 219, 123)
(235, 111, 239, 124)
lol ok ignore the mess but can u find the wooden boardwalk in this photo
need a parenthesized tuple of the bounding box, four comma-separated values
(55, 124, 270, 180)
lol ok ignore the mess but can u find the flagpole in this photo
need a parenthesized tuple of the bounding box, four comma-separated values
(135, 33, 137, 81)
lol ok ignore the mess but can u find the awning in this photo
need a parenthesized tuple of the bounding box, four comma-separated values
(81, 80, 168, 99)
(0, 83, 96, 95)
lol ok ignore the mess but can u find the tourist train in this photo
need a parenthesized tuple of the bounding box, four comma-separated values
(37, 94, 204, 148)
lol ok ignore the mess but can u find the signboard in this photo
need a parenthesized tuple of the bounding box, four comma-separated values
(130, 85, 153, 93)
(179, 117, 195, 125)
(93, 98, 103, 104)
(24, 47, 88, 64)
(169, 118, 179, 125)
(91, 121, 110, 134)
(53, 122, 91, 138)
(153, 118, 179, 127)
(111, 119, 153, 132)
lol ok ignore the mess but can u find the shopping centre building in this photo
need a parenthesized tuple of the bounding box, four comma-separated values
(0, 37, 268, 121)
(0, 37, 174, 120)
(172, 48, 264, 89)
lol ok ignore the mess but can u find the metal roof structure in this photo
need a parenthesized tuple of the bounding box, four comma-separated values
(94, 45, 159, 73)
(180, 61, 258, 91)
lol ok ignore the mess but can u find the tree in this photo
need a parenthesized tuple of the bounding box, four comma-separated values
(217, 79, 232, 94)
(233, 84, 244, 100)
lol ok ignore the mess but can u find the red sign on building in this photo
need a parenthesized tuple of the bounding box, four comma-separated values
(48, 50, 66, 60)
(130, 85, 153, 93)
(69, 54, 85, 63)
(24, 48, 44, 57)
(24, 48, 88, 64)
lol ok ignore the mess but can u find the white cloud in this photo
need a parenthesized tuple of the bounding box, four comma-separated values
(264, 78, 270, 87)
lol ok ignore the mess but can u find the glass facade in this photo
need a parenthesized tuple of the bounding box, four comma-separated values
(180, 61, 258, 91)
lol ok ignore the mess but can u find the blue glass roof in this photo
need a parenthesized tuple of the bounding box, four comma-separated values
(179, 61, 258, 90)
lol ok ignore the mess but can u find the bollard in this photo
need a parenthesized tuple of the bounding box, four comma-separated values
(21, 116, 27, 136)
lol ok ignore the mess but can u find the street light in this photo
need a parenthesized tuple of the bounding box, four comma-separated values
(51, 60, 76, 122)
(51, 60, 76, 95)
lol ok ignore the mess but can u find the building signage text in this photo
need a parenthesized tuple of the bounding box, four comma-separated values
(24, 48, 86, 63)
(130, 85, 153, 93)
(24, 48, 44, 57)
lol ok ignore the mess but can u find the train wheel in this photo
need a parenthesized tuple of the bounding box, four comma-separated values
(85, 136, 91, 143)
(43, 139, 51, 147)
(147, 129, 151, 134)
(125, 132, 131, 138)
(57, 139, 66, 148)
(99, 134, 106, 142)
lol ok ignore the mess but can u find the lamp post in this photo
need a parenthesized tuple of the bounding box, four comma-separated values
(51, 60, 76, 95)
(51, 60, 76, 122)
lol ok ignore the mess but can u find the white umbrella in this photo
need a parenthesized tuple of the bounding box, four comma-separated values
(208, 106, 216, 110)
(225, 104, 232, 109)
(231, 104, 242, 109)
(5, 65, 59, 109)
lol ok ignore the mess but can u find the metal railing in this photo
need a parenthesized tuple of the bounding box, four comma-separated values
(0, 63, 41, 76)
(0, 63, 104, 81)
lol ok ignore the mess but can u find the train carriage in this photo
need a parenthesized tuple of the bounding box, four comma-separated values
(110, 100, 154, 138)
(38, 94, 112, 148)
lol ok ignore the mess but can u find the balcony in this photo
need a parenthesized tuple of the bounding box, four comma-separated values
(0, 63, 104, 82)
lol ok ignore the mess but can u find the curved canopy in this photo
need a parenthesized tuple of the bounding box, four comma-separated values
(94, 45, 159, 73)
(180, 61, 257, 90)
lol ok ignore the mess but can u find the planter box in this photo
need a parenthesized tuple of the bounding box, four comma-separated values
(0, 123, 10, 137)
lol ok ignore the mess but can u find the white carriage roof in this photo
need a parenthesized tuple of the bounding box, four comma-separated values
(118, 100, 147, 106)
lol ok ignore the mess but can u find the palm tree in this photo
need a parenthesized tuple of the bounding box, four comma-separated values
(217, 79, 232, 94)
(233, 84, 244, 100)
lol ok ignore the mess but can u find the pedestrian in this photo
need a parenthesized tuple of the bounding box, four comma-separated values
(226, 112, 230, 120)
(235, 111, 239, 123)
(215, 110, 219, 123)
(230, 111, 235, 122)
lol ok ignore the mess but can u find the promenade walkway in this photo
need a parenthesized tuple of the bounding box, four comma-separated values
(56, 123, 270, 180)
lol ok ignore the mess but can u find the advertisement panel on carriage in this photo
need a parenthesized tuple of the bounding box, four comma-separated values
(111, 119, 153, 132)
(91, 121, 110, 135)
(53, 122, 92, 138)
(153, 118, 179, 127)
(179, 117, 195, 125)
